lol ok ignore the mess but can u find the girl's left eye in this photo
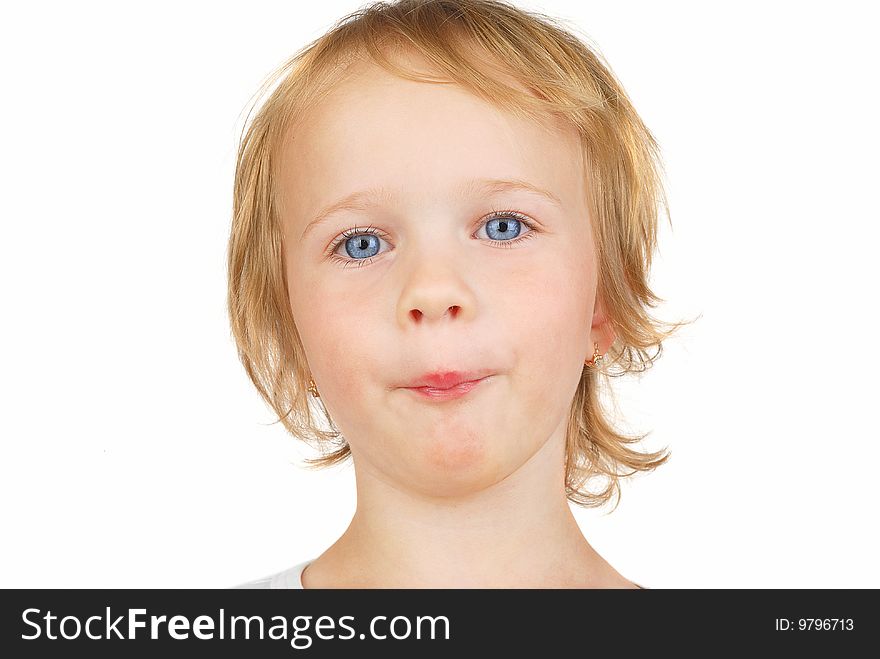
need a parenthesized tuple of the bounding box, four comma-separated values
(326, 210, 539, 269)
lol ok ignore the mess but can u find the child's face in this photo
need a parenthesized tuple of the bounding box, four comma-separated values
(279, 53, 604, 496)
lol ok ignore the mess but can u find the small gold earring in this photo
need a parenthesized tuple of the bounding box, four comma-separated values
(308, 378, 320, 398)
(584, 341, 604, 368)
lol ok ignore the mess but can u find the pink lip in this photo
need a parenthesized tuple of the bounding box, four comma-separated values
(403, 369, 496, 389)
(405, 377, 490, 401)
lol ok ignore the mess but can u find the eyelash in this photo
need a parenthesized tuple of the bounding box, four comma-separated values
(326, 209, 539, 269)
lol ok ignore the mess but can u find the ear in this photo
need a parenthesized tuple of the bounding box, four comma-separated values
(590, 292, 616, 355)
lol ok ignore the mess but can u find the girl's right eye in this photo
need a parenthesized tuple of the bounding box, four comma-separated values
(327, 224, 388, 269)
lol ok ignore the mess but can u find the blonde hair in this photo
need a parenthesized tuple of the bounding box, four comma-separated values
(227, 0, 695, 510)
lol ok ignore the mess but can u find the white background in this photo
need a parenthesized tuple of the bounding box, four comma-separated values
(1, 0, 877, 588)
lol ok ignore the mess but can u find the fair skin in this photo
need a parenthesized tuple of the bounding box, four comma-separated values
(278, 49, 636, 588)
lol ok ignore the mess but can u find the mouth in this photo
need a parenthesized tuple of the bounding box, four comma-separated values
(402, 369, 496, 390)
(403, 376, 491, 401)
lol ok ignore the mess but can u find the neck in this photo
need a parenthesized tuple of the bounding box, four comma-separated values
(302, 427, 634, 588)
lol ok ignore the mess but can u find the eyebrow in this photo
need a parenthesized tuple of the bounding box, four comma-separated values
(300, 177, 564, 239)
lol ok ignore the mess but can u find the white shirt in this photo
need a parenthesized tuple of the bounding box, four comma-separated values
(232, 559, 313, 589)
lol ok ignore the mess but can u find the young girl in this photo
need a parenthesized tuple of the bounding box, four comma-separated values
(229, 0, 690, 589)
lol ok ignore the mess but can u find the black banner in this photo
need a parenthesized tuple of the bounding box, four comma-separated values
(1, 588, 874, 655)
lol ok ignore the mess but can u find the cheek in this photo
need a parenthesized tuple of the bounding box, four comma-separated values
(301, 315, 375, 448)
(507, 251, 593, 356)
(501, 250, 593, 434)
(288, 273, 366, 390)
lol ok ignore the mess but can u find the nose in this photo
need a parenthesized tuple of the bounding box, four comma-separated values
(408, 304, 462, 323)
(396, 256, 477, 328)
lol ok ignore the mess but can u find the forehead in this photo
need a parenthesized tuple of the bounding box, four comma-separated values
(278, 54, 585, 223)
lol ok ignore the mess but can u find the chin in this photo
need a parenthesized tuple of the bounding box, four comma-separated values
(420, 426, 492, 470)
(410, 441, 511, 494)
(411, 472, 501, 499)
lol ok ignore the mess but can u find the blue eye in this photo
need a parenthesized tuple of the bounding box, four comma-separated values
(328, 210, 538, 269)
(337, 232, 382, 262)
(482, 215, 527, 241)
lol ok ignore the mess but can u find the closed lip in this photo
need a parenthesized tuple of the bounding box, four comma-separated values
(402, 369, 496, 390)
